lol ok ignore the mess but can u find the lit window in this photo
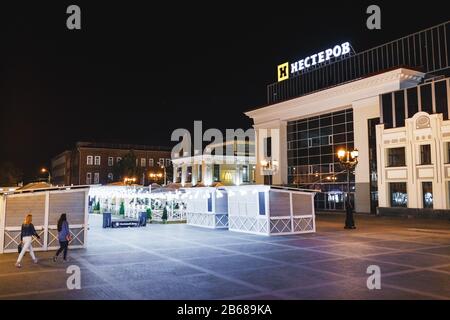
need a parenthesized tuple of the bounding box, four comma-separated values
(94, 156, 101, 166)
(87, 156, 93, 165)
(108, 157, 114, 166)
(390, 183, 407, 207)
(422, 182, 433, 209)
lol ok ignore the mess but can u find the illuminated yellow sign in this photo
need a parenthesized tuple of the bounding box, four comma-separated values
(277, 62, 289, 82)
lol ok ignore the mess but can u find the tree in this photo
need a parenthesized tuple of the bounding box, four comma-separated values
(119, 202, 125, 216)
(0, 162, 23, 186)
(112, 150, 144, 183)
(162, 206, 168, 222)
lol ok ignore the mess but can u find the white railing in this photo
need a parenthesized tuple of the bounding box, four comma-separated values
(151, 209, 186, 222)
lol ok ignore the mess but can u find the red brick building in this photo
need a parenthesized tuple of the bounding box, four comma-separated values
(51, 142, 172, 186)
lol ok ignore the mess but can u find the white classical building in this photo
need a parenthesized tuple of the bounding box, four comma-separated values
(171, 140, 256, 187)
(376, 77, 450, 210)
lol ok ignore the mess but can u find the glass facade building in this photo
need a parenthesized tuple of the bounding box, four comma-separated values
(287, 109, 354, 210)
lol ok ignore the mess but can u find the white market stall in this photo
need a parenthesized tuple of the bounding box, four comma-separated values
(185, 185, 316, 236)
(0, 186, 89, 254)
(183, 187, 229, 229)
(226, 185, 316, 236)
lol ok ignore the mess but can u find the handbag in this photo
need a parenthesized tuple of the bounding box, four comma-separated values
(18, 243, 22, 254)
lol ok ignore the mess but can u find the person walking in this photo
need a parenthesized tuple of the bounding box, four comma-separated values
(15, 214, 40, 268)
(53, 213, 71, 262)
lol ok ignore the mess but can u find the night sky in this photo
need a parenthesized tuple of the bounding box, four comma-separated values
(0, 1, 449, 182)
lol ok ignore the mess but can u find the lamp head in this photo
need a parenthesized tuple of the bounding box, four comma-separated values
(337, 149, 346, 160)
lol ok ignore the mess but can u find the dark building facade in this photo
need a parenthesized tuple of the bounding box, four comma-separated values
(51, 142, 172, 186)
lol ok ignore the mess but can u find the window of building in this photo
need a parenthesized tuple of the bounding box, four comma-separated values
(140, 158, 146, 167)
(86, 172, 92, 185)
(87, 156, 93, 165)
(159, 158, 164, 167)
(382, 93, 393, 129)
(394, 91, 406, 127)
(390, 182, 407, 207)
(165, 159, 171, 167)
(197, 164, 202, 182)
(213, 164, 220, 182)
(242, 165, 249, 183)
(116, 157, 122, 163)
(149, 158, 154, 167)
(94, 156, 101, 166)
(264, 137, 272, 158)
(446, 142, 450, 164)
(186, 166, 192, 183)
(94, 172, 100, 184)
(107, 173, 114, 182)
(287, 109, 354, 211)
(108, 157, 114, 166)
(387, 147, 406, 167)
(420, 144, 432, 165)
(435, 80, 449, 120)
(422, 182, 433, 209)
(420, 84, 433, 114)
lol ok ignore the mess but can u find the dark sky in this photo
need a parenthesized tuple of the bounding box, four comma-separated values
(0, 1, 449, 182)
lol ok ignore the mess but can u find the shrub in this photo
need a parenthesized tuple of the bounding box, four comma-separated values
(162, 206, 168, 221)
(119, 202, 125, 216)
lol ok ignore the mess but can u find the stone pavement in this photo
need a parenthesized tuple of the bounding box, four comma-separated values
(0, 214, 449, 300)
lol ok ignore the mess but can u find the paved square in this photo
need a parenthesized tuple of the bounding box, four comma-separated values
(1, 214, 449, 300)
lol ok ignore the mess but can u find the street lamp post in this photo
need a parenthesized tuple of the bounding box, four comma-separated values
(337, 149, 359, 229)
(41, 168, 51, 184)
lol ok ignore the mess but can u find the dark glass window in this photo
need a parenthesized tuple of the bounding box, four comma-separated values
(447, 142, 450, 164)
(435, 80, 449, 120)
(287, 108, 354, 211)
(394, 91, 406, 127)
(333, 124, 346, 134)
(264, 137, 272, 158)
(420, 144, 432, 165)
(242, 165, 249, 183)
(387, 148, 406, 167)
(390, 183, 408, 207)
(198, 165, 202, 182)
(407, 87, 419, 118)
(382, 93, 393, 129)
(420, 84, 433, 114)
(308, 118, 320, 129)
(422, 182, 433, 209)
(186, 166, 192, 183)
(333, 113, 346, 124)
(320, 117, 332, 127)
(213, 164, 220, 182)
